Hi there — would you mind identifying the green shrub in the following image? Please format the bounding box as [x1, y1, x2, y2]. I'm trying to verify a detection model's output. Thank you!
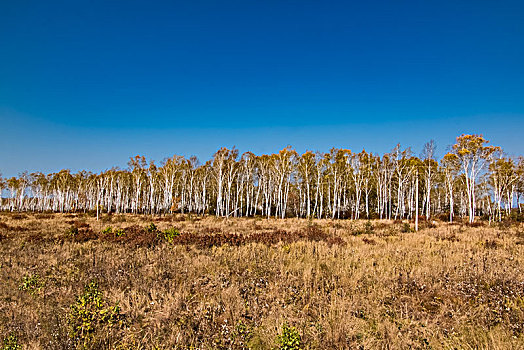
[19, 273, 43, 295]
[101, 226, 125, 237]
[159, 227, 181, 243]
[1, 333, 21, 350]
[277, 322, 301, 350]
[232, 320, 253, 347]
[68, 281, 124, 347]
[146, 223, 158, 233]
[114, 228, 125, 237]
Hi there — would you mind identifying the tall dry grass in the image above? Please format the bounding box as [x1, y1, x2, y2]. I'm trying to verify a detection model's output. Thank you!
[0, 212, 523, 349]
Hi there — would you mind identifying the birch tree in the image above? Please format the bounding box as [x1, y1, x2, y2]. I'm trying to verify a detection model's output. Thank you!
[421, 140, 437, 219]
[449, 134, 499, 223]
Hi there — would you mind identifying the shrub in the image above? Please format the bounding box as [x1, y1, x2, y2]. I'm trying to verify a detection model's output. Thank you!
[509, 210, 523, 222]
[19, 273, 43, 295]
[277, 322, 301, 350]
[401, 223, 412, 233]
[146, 223, 158, 233]
[66, 224, 97, 242]
[1, 333, 21, 350]
[101, 226, 125, 238]
[114, 228, 125, 237]
[159, 227, 181, 243]
[232, 320, 253, 347]
[67, 281, 124, 348]
[364, 221, 374, 234]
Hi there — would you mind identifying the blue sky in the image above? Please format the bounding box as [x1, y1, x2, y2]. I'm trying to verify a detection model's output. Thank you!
[1, 0, 523, 176]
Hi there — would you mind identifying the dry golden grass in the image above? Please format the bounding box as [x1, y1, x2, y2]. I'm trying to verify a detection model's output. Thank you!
[1, 212, 523, 349]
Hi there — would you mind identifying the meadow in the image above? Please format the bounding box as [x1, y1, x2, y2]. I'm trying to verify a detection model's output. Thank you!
[1, 212, 523, 349]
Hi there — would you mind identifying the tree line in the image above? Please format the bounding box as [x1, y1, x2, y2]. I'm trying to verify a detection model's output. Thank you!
[1, 134, 523, 223]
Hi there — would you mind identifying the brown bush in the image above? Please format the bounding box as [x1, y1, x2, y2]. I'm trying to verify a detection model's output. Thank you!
[11, 213, 28, 220]
[71, 228, 98, 242]
[35, 213, 53, 219]
[73, 221, 90, 229]
[1, 223, 29, 232]
[154, 216, 173, 222]
[171, 225, 345, 249]
[172, 215, 187, 222]
[484, 239, 500, 249]
[437, 232, 460, 242]
[362, 237, 377, 245]
[468, 221, 486, 228]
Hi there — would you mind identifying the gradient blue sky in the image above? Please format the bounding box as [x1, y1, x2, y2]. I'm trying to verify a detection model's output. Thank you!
[1, 0, 523, 177]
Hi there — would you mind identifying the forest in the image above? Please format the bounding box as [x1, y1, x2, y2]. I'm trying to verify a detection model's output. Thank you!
[1, 134, 523, 222]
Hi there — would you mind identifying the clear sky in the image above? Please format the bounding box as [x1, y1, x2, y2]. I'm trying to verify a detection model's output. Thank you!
[1, 0, 523, 177]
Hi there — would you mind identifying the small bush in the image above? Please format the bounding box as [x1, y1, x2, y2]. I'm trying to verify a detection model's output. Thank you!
[232, 320, 253, 347]
[509, 210, 523, 222]
[101, 226, 125, 238]
[364, 221, 374, 234]
[19, 273, 43, 295]
[484, 239, 500, 249]
[114, 228, 125, 237]
[66, 224, 97, 242]
[401, 223, 412, 233]
[68, 281, 124, 347]
[159, 227, 181, 243]
[1, 333, 21, 350]
[277, 323, 301, 350]
[146, 223, 158, 233]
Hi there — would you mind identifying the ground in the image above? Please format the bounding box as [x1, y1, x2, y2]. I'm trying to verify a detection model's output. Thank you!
[1, 212, 523, 349]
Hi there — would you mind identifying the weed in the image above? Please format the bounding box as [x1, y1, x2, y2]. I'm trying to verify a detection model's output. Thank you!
[19, 273, 43, 295]
[115, 228, 125, 237]
[147, 223, 158, 233]
[277, 322, 301, 350]
[67, 281, 124, 348]
[158, 227, 181, 243]
[1, 333, 21, 350]
[227, 320, 253, 348]
[101, 226, 125, 237]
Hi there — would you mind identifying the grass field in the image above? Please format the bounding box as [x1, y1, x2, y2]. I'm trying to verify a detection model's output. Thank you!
[1, 212, 523, 349]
